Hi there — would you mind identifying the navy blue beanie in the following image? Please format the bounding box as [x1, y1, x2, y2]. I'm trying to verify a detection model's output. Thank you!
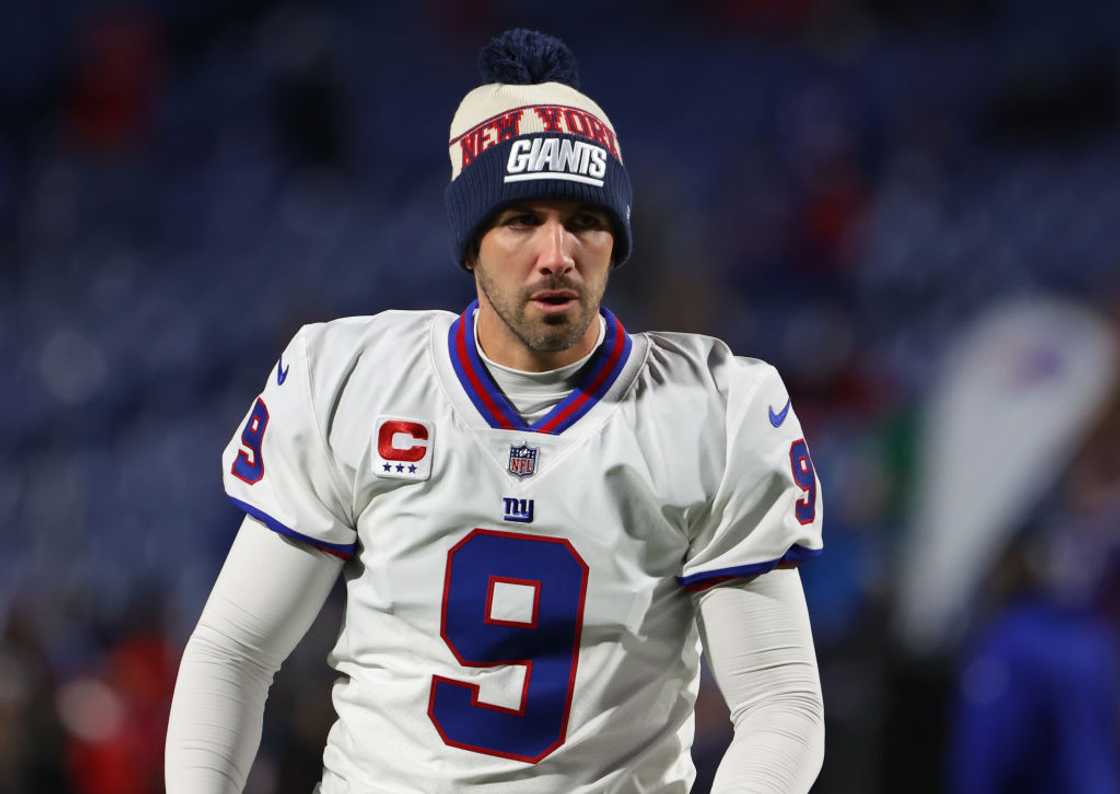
[446, 30, 633, 269]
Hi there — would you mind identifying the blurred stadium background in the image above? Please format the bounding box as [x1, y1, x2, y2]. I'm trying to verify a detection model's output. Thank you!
[2, 1, 1119, 792]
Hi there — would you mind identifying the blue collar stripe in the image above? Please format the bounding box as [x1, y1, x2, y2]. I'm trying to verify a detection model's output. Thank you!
[461, 305, 528, 429]
[534, 310, 630, 435]
[448, 306, 524, 430]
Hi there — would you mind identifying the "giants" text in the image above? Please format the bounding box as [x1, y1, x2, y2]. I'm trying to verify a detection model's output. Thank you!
[505, 138, 608, 187]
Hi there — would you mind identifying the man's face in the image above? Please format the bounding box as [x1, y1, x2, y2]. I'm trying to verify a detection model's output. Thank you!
[470, 199, 614, 356]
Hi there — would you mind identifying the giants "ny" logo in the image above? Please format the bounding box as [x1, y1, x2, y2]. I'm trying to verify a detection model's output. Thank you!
[502, 498, 534, 524]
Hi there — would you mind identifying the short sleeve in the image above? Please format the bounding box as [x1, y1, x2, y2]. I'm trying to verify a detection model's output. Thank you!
[221, 327, 356, 559]
[680, 360, 823, 591]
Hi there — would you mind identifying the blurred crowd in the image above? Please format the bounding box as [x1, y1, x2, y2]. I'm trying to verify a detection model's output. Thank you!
[1, 1, 1118, 792]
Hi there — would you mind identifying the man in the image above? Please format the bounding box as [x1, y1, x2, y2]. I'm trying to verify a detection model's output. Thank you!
[165, 29, 825, 793]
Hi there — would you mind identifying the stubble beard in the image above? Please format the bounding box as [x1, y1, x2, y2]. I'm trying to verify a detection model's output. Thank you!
[475, 267, 605, 354]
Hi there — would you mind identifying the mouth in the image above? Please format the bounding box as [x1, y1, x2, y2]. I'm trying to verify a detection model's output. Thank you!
[529, 290, 579, 314]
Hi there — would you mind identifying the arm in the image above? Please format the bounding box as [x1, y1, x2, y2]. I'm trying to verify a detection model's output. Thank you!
[696, 568, 825, 794]
[164, 515, 344, 794]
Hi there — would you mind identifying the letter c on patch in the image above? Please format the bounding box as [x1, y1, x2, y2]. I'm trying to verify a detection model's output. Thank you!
[378, 420, 429, 462]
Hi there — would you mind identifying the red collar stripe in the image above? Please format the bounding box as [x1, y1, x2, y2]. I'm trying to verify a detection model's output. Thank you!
[451, 309, 520, 430]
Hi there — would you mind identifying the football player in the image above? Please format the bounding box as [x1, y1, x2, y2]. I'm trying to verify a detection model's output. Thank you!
[166, 29, 825, 793]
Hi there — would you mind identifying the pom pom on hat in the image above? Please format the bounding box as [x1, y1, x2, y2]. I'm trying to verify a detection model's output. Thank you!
[478, 29, 580, 88]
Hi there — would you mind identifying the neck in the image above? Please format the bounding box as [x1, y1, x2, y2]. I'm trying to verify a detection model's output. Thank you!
[475, 299, 601, 372]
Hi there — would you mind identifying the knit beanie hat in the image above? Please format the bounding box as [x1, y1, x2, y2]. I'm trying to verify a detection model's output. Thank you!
[445, 29, 633, 269]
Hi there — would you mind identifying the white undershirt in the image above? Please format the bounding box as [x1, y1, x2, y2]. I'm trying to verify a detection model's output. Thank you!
[474, 313, 606, 421]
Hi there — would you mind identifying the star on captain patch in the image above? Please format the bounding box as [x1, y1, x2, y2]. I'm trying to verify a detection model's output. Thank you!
[507, 443, 538, 478]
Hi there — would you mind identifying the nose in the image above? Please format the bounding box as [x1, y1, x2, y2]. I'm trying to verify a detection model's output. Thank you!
[535, 217, 575, 275]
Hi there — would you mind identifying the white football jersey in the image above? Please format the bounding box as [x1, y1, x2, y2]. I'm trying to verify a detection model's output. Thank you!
[222, 303, 823, 794]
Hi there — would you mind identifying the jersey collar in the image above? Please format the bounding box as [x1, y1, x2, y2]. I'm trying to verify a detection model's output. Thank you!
[447, 300, 633, 435]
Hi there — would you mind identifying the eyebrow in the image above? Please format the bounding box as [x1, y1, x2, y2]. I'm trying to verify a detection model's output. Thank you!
[502, 203, 604, 214]
[494, 204, 608, 223]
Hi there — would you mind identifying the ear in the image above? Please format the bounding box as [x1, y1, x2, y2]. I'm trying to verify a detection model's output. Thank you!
[463, 239, 483, 272]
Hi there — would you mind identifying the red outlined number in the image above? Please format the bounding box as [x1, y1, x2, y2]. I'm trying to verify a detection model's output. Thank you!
[789, 438, 817, 525]
[231, 397, 269, 484]
[428, 528, 589, 763]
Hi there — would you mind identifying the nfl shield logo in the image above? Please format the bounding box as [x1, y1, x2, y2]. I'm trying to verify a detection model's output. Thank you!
[507, 444, 538, 478]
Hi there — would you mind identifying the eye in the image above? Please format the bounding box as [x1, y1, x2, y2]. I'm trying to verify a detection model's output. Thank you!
[502, 212, 539, 228]
[570, 212, 609, 232]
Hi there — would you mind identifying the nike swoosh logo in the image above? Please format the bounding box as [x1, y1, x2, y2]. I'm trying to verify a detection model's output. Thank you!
[769, 398, 791, 428]
[277, 354, 290, 385]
